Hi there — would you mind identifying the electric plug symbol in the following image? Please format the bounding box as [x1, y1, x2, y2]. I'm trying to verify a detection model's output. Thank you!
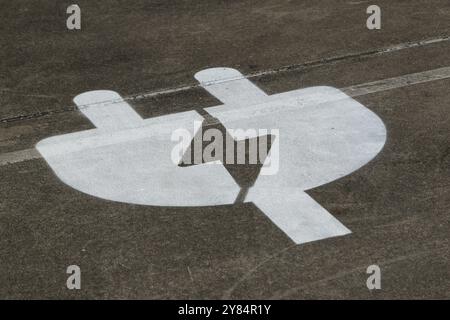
[36, 67, 387, 245]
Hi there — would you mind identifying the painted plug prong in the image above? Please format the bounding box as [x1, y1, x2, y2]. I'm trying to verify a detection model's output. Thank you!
[73, 90, 143, 130]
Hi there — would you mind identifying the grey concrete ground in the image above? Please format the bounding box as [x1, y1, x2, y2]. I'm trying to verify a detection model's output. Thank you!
[0, 0, 449, 299]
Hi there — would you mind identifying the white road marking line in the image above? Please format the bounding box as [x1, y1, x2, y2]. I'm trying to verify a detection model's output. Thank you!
[1, 65, 450, 167]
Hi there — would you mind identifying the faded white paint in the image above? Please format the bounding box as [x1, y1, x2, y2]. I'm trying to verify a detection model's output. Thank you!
[36, 67, 387, 244]
[66, 4, 81, 30]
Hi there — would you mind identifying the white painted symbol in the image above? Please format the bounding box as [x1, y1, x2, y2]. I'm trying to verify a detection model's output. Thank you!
[36, 67, 386, 245]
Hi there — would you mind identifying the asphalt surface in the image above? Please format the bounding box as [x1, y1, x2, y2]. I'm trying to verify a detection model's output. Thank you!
[1, 0, 450, 299]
